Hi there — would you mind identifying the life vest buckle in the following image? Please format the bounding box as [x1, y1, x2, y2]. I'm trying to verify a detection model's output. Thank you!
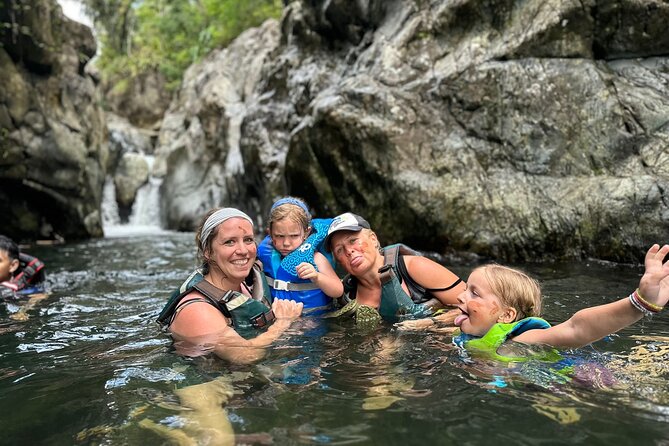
[250, 310, 276, 328]
[272, 279, 290, 291]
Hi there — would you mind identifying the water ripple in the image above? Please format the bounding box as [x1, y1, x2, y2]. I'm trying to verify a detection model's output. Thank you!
[104, 366, 187, 389]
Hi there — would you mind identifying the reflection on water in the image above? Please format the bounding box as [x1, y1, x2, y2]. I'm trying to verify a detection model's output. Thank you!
[0, 233, 668, 445]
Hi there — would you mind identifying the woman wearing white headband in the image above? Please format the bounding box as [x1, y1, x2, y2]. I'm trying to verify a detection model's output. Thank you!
[157, 207, 303, 363]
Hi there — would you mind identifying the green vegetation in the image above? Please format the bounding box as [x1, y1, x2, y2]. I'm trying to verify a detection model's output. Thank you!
[83, 0, 283, 91]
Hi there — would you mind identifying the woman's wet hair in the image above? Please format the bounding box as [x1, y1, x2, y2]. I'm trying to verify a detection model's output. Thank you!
[268, 196, 311, 233]
[195, 208, 220, 264]
[479, 264, 542, 320]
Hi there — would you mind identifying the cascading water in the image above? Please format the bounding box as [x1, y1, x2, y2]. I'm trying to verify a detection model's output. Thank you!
[102, 155, 166, 237]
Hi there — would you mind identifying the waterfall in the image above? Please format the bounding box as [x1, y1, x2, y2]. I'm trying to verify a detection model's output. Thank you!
[101, 177, 121, 227]
[102, 155, 166, 237]
[129, 176, 162, 227]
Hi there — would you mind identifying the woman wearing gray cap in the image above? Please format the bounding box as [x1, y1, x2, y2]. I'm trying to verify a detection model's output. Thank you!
[157, 207, 303, 363]
[323, 212, 465, 325]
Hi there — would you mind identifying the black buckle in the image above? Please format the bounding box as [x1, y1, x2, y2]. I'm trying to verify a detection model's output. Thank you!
[250, 310, 276, 328]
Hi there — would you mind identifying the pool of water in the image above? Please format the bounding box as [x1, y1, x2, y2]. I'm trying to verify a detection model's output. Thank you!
[1, 232, 668, 445]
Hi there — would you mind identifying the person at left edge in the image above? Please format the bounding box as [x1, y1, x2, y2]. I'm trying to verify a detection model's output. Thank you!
[0, 234, 46, 301]
[157, 208, 303, 363]
[257, 197, 343, 314]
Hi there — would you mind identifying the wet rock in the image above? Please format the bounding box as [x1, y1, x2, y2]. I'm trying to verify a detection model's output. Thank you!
[157, 0, 669, 262]
[114, 153, 150, 219]
[0, 0, 106, 241]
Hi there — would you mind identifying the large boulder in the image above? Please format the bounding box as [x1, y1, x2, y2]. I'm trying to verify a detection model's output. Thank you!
[157, 0, 669, 262]
[103, 69, 171, 130]
[0, 0, 107, 241]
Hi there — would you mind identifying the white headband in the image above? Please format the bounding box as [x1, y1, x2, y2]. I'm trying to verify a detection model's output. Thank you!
[201, 208, 254, 251]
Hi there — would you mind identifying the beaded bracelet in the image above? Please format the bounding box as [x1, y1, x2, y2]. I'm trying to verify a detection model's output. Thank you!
[629, 293, 654, 317]
[628, 289, 663, 317]
[634, 288, 664, 313]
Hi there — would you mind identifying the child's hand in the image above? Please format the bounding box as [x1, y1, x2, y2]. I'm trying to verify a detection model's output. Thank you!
[638, 244, 669, 307]
[296, 262, 319, 282]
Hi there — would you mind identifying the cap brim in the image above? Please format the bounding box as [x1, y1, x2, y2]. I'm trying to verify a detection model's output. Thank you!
[324, 226, 364, 252]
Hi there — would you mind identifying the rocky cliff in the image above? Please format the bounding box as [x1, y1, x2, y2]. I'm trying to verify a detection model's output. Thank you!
[0, 0, 107, 241]
[3, 0, 667, 262]
[155, 0, 669, 262]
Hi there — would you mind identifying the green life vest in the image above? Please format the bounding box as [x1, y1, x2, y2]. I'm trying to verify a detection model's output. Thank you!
[453, 317, 563, 363]
[323, 244, 442, 324]
[157, 262, 275, 335]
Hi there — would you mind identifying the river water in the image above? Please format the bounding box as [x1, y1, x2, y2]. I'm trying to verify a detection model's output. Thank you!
[1, 232, 668, 445]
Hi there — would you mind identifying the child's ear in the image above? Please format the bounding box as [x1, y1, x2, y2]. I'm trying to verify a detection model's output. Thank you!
[9, 258, 19, 274]
[498, 306, 517, 324]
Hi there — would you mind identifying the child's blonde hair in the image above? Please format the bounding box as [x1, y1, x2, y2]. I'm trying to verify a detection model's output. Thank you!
[268, 196, 311, 233]
[479, 264, 542, 321]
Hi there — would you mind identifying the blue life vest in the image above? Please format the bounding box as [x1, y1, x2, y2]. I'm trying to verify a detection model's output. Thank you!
[257, 218, 335, 313]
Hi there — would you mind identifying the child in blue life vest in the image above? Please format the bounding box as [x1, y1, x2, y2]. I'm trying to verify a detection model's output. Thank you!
[398, 244, 669, 360]
[0, 234, 48, 320]
[257, 197, 343, 313]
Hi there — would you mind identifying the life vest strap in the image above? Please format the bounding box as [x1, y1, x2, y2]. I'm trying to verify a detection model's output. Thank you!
[192, 280, 276, 329]
[378, 264, 395, 285]
[265, 275, 320, 292]
[192, 281, 234, 319]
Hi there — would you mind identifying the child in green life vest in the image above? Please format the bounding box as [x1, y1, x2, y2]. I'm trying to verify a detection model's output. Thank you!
[398, 244, 669, 357]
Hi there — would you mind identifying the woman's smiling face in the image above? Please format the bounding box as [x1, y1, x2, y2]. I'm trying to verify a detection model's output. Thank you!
[206, 217, 257, 283]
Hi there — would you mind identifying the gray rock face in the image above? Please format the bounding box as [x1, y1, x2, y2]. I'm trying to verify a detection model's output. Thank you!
[0, 0, 107, 241]
[114, 153, 149, 214]
[154, 20, 283, 230]
[158, 0, 669, 262]
[104, 69, 171, 130]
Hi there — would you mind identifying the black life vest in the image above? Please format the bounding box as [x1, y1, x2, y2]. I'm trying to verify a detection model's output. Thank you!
[157, 262, 275, 333]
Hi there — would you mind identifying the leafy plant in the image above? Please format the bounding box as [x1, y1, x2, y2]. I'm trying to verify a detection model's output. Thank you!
[82, 0, 283, 91]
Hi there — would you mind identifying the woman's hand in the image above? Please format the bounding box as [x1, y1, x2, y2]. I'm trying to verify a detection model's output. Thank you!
[395, 318, 436, 331]
[272, 298, 303, 321]
[395, 309, 460, 331]
[431, 308, 461, 325]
